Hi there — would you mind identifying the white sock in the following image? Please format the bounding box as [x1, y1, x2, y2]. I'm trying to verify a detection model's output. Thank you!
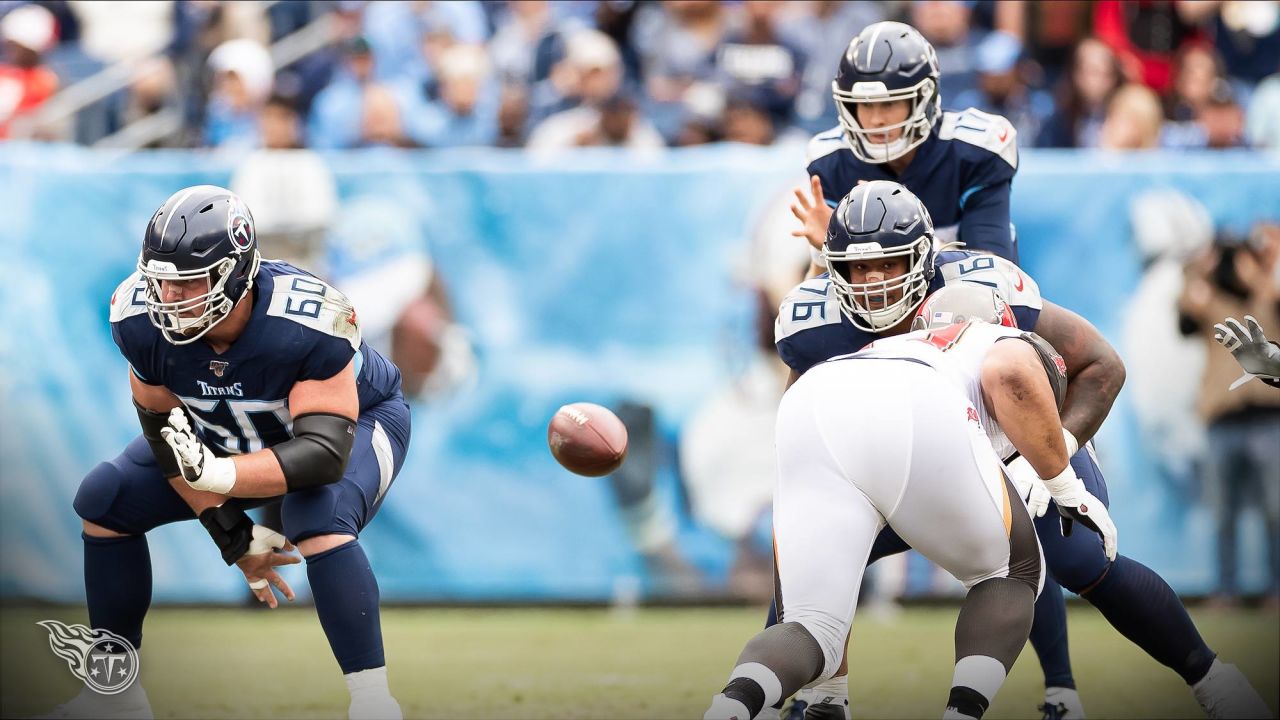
[729, 662, 784, 710]
[951, 655, 1007, 705]
[345, 666, 391, 699]
[704, 693, 751, 720]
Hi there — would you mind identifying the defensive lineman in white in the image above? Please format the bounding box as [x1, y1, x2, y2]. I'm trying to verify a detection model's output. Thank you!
[704, 285, 1117, 720]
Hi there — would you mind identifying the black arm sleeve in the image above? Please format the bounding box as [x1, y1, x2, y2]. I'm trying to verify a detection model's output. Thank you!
[198, 504, 254, 565]
[997, 332, 1069, 411]
[134, 400, 183, 478]
[270, 413, 357, 492]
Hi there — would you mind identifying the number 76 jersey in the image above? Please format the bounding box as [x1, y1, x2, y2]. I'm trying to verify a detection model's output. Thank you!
[774, 250, 1044, 376]
[109, 259, 403, 456]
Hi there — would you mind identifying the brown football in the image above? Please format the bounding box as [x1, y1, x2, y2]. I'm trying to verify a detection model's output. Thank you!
[547, 403, 628, 477]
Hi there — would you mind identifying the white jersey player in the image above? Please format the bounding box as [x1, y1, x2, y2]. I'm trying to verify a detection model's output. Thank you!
[705, 284, 1116, 720]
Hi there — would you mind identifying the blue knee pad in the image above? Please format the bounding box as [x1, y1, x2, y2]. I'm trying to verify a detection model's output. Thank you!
[1038, 446, 1112, 592]
[74, 460, 126, 526]
[75, 436, 194, 535]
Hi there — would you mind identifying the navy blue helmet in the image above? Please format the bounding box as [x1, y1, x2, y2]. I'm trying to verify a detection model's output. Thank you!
[833, 21, 941, 163]
[824, 180, 935, 331]
[138, 185, 261, 344]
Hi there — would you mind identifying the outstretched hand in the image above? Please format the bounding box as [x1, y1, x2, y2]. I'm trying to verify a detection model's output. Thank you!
[790, 175, 833, 252]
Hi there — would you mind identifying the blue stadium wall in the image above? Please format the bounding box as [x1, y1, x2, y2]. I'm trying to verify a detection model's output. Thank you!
[1, 144, 1277, 603]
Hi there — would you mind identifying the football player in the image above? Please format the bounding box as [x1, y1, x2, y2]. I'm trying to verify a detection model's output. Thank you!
[785, 26, 1047, 713]
[771, 182, 1271, 720]
[706, 283, 1116, 720]
[49, 186, 409, 720]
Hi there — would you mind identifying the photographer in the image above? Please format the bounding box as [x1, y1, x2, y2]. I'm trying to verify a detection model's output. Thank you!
[1178, 223, 1280, 607]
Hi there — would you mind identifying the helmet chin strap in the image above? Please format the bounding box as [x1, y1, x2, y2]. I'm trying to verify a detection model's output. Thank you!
[860, 134, 913, 164]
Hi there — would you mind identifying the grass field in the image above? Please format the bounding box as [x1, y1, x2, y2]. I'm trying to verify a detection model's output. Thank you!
[2, 604, 1276, 719]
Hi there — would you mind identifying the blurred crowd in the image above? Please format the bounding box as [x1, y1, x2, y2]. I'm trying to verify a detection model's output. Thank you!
[2, 0, 1279, 151]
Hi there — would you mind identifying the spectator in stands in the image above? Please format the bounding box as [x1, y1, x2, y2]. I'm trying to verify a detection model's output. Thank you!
[359, 83, 415, 148]
[1021, 0, 1093, 90]
[1178, 0, 1280, 96]
[399, 42, 500, 148]
[1038, 37, 1123, 148]
[362, 0, 487, 84]
[714, 1, 806, 135]
[953, 31, 1055, 146]
[0, 3, 58, 139]
[911, 0, 982, 101]
[720, 89, 777, 146]
[527, 29, 662, 154]
[1093, 0, 1206, 95]
[1178, 225, 1280, 608]
[1246, 73, 1280, 148]
[309, 36, 377, 149]
[203, 38, 273, 149]
[527, 85, 663, 155]
[1198, 78, 1247, 148]
[636, 0, 730, 142]
[779, 0, 884, 135]
[1100, 82, 1165, 150]
[1169, 44, 1225, 121]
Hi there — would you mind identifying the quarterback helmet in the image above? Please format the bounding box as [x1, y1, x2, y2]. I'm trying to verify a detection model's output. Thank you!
[138, 185, 262, 345]
[825, 180, 935, 332]
[911, 283, 1017, 332]
[833, 21, 941, 163]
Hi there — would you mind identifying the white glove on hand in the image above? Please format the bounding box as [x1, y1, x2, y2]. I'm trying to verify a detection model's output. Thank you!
[1214, 315, 1280, 389]
[1004, 429, 1078, 519]
[1042, 465, 1118, 561]
[243, 525, 289, 590]
[159, 408, 236, 494]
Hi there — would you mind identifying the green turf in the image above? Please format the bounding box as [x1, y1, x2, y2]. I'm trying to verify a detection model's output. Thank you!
[2, 604, 1276, 719]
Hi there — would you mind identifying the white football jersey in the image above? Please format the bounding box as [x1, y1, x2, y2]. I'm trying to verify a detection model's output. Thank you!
[849, 321, 1025, 460]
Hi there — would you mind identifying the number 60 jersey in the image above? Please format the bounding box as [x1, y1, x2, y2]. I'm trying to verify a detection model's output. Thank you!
[109, 259, 403, 456]
[775, 250, 1043, 377]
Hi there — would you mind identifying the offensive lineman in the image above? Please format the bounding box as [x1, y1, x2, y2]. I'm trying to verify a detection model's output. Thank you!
[49, 186, 409, 720]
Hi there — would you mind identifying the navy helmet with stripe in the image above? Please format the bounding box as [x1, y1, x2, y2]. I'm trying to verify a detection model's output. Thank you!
[138, 185, 261, 345]
[824, 180, 936, 332]
[833, 21, 941, 163]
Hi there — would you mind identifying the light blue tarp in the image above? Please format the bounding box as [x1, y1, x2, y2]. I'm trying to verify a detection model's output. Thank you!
[1, 144, 1276, 602]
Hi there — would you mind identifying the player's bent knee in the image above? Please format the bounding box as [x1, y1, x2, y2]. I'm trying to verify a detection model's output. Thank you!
[780, 614, 847, 682]
[298, 533, 356, 558]
[73, 461, 125, 525]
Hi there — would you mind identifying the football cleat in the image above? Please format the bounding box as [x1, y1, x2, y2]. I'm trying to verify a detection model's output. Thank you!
[781, 691, 851, 720]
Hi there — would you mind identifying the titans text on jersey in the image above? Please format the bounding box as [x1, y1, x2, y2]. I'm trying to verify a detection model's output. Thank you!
[109, 259, 402, 456]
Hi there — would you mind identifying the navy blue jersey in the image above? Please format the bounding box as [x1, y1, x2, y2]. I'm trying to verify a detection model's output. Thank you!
[110, 260, 402, 455]
[807, 108, 1019, 261]
[775, 251, 1042, 376]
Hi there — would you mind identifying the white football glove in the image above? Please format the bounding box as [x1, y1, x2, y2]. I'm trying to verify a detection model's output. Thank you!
[1004, 429, 1078, 519]
[160, 408, 237, 494]
[243, 525, 289, 590]
[1042, 465, 1118, 561]
[1214, 315, 1280, 389]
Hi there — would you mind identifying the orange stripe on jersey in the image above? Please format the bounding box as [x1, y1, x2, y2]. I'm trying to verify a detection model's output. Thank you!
[1000, 468, 1013, 537]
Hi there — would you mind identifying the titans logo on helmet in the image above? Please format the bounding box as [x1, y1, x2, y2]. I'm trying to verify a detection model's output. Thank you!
[227, 201, 254, 252]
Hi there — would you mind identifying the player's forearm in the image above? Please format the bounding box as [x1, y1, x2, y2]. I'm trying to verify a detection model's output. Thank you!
[168, 476, 229, 514]
[226, 450, 289, 498]
[1058, 358, 1123, 445]
[983, 351, 1070, 479]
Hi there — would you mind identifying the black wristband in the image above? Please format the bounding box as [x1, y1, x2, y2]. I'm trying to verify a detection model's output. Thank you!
[198, 504, 253, 565]
[134, 400, 183, 478]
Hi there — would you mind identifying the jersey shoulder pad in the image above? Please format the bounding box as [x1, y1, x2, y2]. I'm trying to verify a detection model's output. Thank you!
[805, 126, 846, 164]
[109, 271, 149, 324]
[265, 274, 362, 350]
[775, 276, 840, 342]
[938, 109, 1017, 170]
[937, 253, 1042, 311]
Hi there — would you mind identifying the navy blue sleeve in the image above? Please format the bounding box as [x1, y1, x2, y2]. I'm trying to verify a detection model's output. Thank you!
[958, 180, 1016, 262]
[298, 332, 358, 383]
[111, 319, 162, 385]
